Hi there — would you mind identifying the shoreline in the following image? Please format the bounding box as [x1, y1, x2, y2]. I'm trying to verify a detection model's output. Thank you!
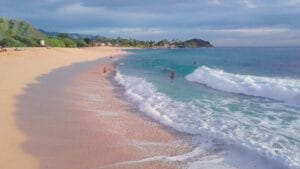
[0, 47, 192, 169]
[16, 56, 192, 169]
[0, 47, 125, 169]
[1, 47, 289, 169]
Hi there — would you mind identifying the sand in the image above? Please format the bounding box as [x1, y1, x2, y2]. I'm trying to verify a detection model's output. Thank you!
[0, 47, 191, 169]
[0, 47, 124, 169]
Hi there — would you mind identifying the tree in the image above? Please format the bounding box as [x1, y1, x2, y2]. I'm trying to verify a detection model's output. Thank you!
[75, 40, 88, 47]
[45, 37, 65, 47]
[58, 33, 69, 38]
[0, 37, 24, 47]
[61, 38, 77, 47]
[5, 30, 16, 38]
[13, 36, 39, 47]
[83, 38, 91, 46]
[0, 18, 5, 24]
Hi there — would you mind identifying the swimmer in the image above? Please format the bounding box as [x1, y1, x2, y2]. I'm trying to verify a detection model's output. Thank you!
[170, 71, 175, 81]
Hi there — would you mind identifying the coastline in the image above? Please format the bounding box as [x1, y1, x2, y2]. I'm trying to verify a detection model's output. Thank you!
[1, 47, 292, 169]
[0, 47, 191, 169]
[0, 47, 124, 169]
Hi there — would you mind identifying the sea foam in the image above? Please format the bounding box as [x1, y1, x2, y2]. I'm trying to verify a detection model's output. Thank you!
[114, 71, 298, 169]
[186, 66, 300, 104]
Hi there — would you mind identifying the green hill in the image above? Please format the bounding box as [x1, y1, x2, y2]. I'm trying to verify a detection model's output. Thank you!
[0, 18, 47, 47]
[0, 18, 46, 40]
[183, 39, 213, 48]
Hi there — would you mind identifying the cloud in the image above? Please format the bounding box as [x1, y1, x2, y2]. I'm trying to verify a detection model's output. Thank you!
[240, 0, 257, 8]
[208, 0, 221, 5]
[203, 27, 290, 35]
[74, 27, 164, 36]
[0, 0, 300, 46]
[285, 0, 300, 6]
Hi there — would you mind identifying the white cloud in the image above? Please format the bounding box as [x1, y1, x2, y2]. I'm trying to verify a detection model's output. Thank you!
[108, 28, 164, 35]
[56, 3, 158, 20]
[196, 27, 300, 46]
[208, 0, 221, 5]
[239, 0, 257, 8]
[2, 0, 300, 46]
[57, 3, 106, 16]
[72, 27, 164, 36]
[203, 27, 290, 35]
[286, 0, 300, 6]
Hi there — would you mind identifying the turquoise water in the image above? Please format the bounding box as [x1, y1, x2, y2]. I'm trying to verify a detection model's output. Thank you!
[115, 47, 300, 169]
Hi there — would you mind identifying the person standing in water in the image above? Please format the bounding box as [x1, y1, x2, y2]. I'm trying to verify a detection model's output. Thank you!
[170, 71, 175, 81]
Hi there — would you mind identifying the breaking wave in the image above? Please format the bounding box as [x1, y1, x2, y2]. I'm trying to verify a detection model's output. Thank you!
[186, 66, 300, 104]
[114, 71, 297, 169]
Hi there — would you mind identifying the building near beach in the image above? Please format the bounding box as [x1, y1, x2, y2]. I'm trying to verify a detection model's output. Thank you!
[40, 40, 45, 46]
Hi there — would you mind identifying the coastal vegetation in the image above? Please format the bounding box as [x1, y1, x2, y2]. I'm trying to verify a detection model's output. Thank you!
[0, 18, 46, 47]
[0, 17, 213, 48]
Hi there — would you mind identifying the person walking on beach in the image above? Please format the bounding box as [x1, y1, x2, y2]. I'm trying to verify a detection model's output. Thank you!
[103, 65, 107, 73]
[170, 71, 175, 81]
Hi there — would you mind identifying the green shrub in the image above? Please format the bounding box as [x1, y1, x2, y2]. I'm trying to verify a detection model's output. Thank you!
[0, 37, 25, 47]
[58, 33, 69, 38]
[4, 30, 16, 38]
[45, 37, 65, 47]
[14, 36, 39, 47]
[75, 39, 88, 47]
[61, 38, 77, 47]
[44, 37, 79, 48]
[83, 38, 91, 45]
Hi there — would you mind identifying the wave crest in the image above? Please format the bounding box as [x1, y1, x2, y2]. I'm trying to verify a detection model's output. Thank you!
[186, 66, 300, 104]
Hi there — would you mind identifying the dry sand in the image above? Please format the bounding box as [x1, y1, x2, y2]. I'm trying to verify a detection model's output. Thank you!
[0, 47, 124, 169]
[0, 47, 191, 169]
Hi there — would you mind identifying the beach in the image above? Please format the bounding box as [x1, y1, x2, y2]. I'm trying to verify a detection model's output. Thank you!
[1, 47, 298, 169]
[0, 47, 190, 169]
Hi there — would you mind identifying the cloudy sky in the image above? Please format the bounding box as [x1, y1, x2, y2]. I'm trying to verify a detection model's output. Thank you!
[1, 0, 300, 46]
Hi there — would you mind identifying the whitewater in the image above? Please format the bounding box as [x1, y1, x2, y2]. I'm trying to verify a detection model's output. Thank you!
[186, 66, 300, 104]
[115, 47, 300, 169]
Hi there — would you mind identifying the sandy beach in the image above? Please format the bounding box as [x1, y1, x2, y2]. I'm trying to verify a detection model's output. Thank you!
[0, 47, 190, 169]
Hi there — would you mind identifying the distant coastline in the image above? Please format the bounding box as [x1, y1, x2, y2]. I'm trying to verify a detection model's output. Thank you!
[0, 17, 213, 48]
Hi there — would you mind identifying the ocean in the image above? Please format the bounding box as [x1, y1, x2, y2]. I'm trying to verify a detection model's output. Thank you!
[114, 47, 300, 169]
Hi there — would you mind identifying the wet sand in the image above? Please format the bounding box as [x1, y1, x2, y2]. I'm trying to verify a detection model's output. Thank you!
[0, 47, 125, 169]
[0, 47, 191, 169]
[16, 58, 191, 169]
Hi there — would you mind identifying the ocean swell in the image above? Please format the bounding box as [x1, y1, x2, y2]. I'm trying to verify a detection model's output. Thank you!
[186, 66, 300, 104]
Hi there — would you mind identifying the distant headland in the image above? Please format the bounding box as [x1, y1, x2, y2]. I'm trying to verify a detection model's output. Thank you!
[0, 17, 213, 48]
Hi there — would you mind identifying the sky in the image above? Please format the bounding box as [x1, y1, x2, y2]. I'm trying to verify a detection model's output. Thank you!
[1, 0, 300, 46]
